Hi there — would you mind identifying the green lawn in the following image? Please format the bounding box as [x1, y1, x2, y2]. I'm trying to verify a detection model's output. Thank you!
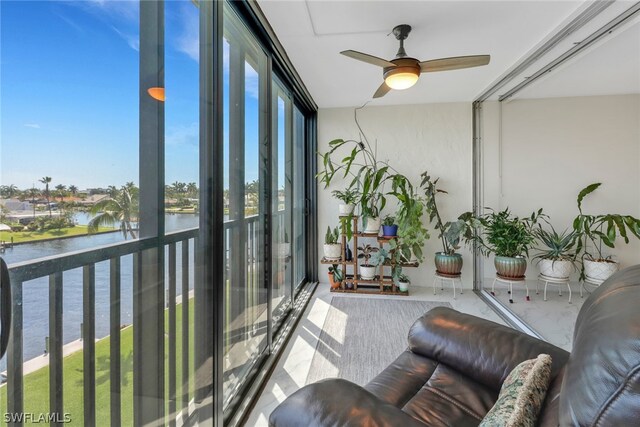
[0, 226, 115, 244]
[0, 299, 195, 426]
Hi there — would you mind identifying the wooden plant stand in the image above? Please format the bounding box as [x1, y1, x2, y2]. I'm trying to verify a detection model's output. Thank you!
[320, 215, 418, 296]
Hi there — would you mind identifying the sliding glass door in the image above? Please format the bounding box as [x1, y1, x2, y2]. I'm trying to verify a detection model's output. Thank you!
[270, 81, 293, 331]
[221, 6, 270, 411]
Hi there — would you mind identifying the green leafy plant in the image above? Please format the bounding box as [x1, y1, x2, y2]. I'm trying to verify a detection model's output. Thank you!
[533, 225, 577, 263]
[328, 265, 343, 282]
[389, 176, 429, 262]
[331, 188, 360, 205]
[479, 208, 544, 258]
[317, 108, 404, 225]
[324, 226, 340, 245]
[387, 238, 411, 281]
[572, 183, 640, 262]
[357, 244, 379, 266]
[421, 172, 480, 255]
[370, 247, 390, 267]
[396, 273, 410, 283]
[382, 215, 396, 226]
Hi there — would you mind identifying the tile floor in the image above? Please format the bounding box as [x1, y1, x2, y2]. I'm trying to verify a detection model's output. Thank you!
[488, 277, 587, 350]
[243, 283, 505, 426]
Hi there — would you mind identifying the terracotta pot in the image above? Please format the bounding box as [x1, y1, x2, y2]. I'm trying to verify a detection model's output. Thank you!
[539, 259, 573, 279]
[494, 256, 527, 278]
[328, 272, 341, 289]
[434, 252, 463, 275]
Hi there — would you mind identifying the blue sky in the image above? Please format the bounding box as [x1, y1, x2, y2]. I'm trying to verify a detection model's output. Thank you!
[1, 0, 260, 191]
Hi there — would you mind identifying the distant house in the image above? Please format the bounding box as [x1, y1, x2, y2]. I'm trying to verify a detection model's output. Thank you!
[79, 194, 110, 206]
[0, 198, 32, 211]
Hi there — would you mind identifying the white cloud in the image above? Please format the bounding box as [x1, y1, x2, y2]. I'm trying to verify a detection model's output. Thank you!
[166, 122, 198, 147]
[24, 123, 41, 129]
[175, 4, 199, 62]
[110, 25, 139, 51]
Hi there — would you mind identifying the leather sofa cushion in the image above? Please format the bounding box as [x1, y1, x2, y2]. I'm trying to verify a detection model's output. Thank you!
[408, 307, 569, 390]
[366, 350, 498, 427]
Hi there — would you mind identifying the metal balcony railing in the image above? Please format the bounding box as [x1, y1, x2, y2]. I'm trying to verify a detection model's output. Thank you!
[3, 213, 265, 426]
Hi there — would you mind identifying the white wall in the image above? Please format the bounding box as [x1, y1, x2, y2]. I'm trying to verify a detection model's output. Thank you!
[482, 95, 640, 279]
[317, 103, 473, 288]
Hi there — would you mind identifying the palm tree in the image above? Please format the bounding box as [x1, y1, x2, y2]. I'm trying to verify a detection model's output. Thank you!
[0, 184, 19, 199]
[26, 187, 39, 218]
[88, 186, 138, 240]
[39, 176, 52, 216]
[55, 184, 67, 202]
[68, 185, 78, 196]
[107, 185, 118, 198]
[186, 182, 198, 198]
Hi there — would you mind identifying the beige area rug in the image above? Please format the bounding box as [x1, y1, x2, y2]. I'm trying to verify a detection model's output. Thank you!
[305, 297, 452, 386]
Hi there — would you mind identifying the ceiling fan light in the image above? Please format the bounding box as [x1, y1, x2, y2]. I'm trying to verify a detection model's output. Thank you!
[384, 67, 420, 90]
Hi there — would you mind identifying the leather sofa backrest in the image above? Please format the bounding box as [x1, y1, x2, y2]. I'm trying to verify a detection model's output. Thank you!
[559, 265, 640, 426]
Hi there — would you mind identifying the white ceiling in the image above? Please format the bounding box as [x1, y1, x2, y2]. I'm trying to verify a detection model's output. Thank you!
[514, 20, 640, 99]
[258, 0, 584, 108]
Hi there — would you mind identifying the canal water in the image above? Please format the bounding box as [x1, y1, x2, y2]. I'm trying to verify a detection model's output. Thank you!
[0, 213, 199, 369]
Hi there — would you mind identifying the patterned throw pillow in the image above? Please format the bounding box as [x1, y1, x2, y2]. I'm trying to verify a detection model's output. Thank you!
[479, 354, 553, 427]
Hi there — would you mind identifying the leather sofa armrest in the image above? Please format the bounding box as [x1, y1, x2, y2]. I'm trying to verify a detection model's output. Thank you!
[408, 307, 569, 390]
[269, 378, 426, 427]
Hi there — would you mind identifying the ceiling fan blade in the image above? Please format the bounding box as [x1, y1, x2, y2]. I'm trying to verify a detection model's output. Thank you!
[420, 55, 490, 73]
[373, 82, 391, 98]
[341, 50, 396, 68]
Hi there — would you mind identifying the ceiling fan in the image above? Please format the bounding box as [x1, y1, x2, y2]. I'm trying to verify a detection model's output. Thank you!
[341, 24, 490, 98]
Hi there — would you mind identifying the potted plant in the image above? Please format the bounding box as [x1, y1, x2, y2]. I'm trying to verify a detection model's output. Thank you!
[323, 226, 341, 261]
[421, 172, 480, 275]
[317, 125, 394, 235]
[480, 208, 543, 278]
[328, 265, 343, 289]
[396, 273, 410, 292]
[572, 183, 640, 282]
[357, 244, 379, 280]
[332, 188, 360, 216]
[533, 225, 576, 279]
[382, 215, 398, 237]
[390, 176, 429, 262]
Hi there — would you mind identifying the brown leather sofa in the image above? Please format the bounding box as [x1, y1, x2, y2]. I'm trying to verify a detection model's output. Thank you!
[269, 265, 640, 426]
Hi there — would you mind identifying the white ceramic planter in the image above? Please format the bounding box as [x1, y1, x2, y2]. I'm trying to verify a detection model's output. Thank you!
[338, 204, 355, 216]
[359, 265, 377, 280]
[362, 216, 381, 234]
[539, 259, 573, 279]
[323, 243, 342, 260]
[398, 280, 410, 292]
[584, 259, 618, 282]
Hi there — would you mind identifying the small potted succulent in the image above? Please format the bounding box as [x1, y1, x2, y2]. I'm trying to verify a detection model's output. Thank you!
[572, 183, 640, 282]
[323, 226, 342, 261]
[328, 265, 343, 289]
[332, 188, 360, 216]
[381, 215, 398, 237]
[357, 244, 379, 280]
[533, 225, 576, 279]
[396, 273, 410, 292]
[479, 208, 544, 278]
